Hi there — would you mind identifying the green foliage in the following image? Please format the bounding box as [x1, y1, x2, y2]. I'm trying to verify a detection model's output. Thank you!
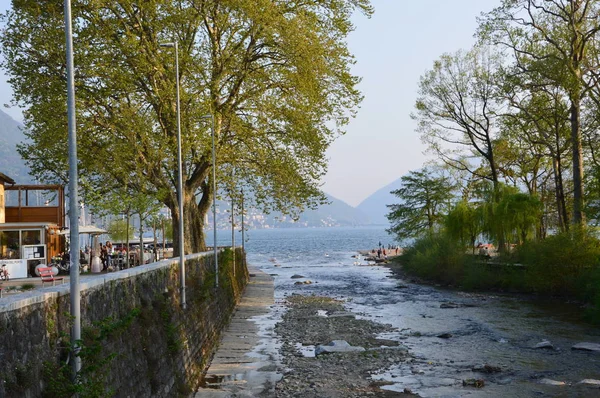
[387, 167, 455, 241]
[515, 227, 600, 295]
[478, 0, 600, 225]
[584, 165, 600, 226]
[495, 191, 542, 245]
[20, 283, 36, 290]
[42, 309, 141, 398]
[400, 234, 467, 284]
[107, 219, 133, 243]
[150, 295, 181, 355]
[400, 227, 600, 322]
[2, 0, 372, 252]
[444, 200, 483, 250]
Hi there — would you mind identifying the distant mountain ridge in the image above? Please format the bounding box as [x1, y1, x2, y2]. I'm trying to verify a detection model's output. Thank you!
[356, 177, 403, 225]
[0, 109, 34, 184]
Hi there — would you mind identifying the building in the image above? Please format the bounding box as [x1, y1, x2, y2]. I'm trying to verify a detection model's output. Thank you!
[0, 173, 65, 278]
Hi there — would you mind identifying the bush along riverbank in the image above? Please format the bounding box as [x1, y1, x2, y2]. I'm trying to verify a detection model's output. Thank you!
[393, 228, 600, 324]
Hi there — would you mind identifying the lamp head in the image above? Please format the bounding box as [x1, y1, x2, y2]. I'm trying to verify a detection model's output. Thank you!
[159, 42, 175, 48]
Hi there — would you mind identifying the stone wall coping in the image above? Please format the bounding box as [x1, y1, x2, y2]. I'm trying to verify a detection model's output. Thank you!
[0, 251, 212, 313]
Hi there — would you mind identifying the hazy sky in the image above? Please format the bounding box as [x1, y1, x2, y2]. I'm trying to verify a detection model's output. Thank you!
[0, 0, 500, 206]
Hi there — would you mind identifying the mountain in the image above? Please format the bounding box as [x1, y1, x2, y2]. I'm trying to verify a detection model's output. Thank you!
[217, 192, 371, 229]
[356, 177, 403, 225]
[0, 110, 34, 184]
[294, 193, 371, 226]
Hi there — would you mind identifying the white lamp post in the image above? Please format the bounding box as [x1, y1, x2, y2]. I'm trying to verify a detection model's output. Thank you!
[63, 0, 82, 377]
[160, 41, 186, 308]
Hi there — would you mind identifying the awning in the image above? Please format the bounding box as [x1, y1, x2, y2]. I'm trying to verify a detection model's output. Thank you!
[58, 225, 107, 235]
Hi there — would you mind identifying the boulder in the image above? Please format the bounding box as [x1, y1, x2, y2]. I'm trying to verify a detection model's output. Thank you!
[577, 379, 600, 386]
[291, 274, 305, 279]
[538, 378, 566, 386]
[534, 340, 554, 349]
[315, 340, 365, 356]
[572, 342, 600, 352]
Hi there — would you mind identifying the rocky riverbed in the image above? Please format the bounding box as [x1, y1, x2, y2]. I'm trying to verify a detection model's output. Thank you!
[271, 294, 414, 397]
[247, 256, 600, 398]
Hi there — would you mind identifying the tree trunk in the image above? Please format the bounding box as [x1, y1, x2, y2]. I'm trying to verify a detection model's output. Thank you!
[571, 97, 585, 225]
[126, 211, 130, 268]
[553, 157, 569, 232]
[170, 188, 210, 256]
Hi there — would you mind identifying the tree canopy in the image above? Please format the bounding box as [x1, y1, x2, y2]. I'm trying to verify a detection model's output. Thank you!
[0, 0, 372, 253]
[386, 168, 455, 241]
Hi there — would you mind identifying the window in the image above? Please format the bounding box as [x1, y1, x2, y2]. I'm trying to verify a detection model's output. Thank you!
[22, 230, 41, 245]
[0, 230, 20, 259]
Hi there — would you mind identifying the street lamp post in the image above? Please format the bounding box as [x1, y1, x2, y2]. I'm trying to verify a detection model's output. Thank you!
[63, 0, 82, 377]
[202, 114, 218, 287]
[160, 41, 186, 309]
[231, 187, 235, 277]
[241, 188, 245, 255]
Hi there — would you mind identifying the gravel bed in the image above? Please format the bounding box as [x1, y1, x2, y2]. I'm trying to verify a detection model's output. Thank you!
[270, 294, 416, 397]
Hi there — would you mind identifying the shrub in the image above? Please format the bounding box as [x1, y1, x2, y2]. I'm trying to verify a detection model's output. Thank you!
[515, 227, 600, 295]
[401, 234, 468, 285]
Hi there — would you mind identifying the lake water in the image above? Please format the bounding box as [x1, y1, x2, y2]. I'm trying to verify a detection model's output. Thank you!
[207, 225, 396, 267]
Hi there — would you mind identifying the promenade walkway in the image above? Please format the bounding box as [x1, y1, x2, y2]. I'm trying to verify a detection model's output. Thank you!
[195, 265, 279, 397]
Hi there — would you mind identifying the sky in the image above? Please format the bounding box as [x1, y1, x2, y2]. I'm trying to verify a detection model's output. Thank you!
[0, 0, 501, 207]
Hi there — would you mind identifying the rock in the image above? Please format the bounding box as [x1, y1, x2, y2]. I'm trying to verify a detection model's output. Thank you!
[538, 378, 566, 386]
[293, 280, 313, 285]
[291, 274, 305, 279]
[315, 340, 365, 356]
[577, 379, 600, 386]
[462, 378, 485, 388]
[437, 333, 453, 339]
[472, 364, 501, 373]
[534, 340, 554, 349]
[395, 284, 409, 289]
[572, 342, 600, 352]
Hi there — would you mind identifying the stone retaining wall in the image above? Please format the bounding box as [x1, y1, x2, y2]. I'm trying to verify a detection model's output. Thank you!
[0, 248, 248, 397]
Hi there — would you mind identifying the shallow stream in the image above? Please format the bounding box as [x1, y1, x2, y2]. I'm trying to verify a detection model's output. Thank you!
[233, 227, 600, 396]
[253, 252, 600, 397]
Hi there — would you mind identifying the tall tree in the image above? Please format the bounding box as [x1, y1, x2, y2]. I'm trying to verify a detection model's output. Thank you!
[413, 47, 503, 191]
[479, 0, 600, 225]
[1, 0, 372, 254]
[386, 168, 455, 241]
[499, 84, 572, 231]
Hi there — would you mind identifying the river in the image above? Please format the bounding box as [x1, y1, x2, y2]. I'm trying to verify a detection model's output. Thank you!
[213, 226, 600, 397]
